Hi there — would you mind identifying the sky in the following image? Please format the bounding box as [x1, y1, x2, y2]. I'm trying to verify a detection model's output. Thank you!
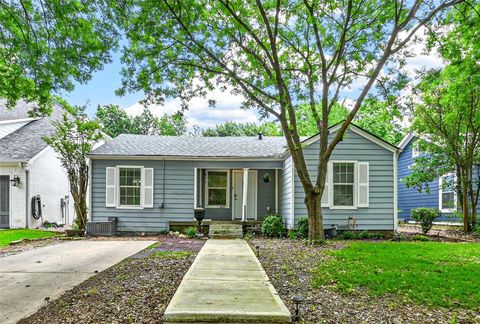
[63, 30, 443, 130]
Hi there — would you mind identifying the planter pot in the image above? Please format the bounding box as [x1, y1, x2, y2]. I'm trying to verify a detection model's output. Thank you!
[65, 229, 85, 237]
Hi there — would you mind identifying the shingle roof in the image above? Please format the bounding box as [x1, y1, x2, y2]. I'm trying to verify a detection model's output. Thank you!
[89, 134, 288, 158]
[0, 101, 64, 162]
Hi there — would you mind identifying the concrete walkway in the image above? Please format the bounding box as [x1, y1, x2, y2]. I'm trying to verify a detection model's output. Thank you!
[164, 239, 291, 323]
[0, 240, 155, 324]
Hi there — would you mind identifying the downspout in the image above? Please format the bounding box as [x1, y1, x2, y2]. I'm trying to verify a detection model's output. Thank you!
[24, 167, 30, 228]
[393, 150, 399, 232]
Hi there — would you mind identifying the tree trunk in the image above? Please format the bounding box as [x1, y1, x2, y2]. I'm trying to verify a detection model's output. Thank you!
[305, 190, 324, 240]
[460, 170, 470, 232]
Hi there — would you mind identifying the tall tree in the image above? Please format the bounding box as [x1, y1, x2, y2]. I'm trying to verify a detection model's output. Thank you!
[43, 102, 103, 230]
[404, 2, 480, 231]
[405, 62, 480, 232]
[109, 0, 463, 240]
[202, 121, 280, 136]
[95, 104, 187, 137]
[0, 1, 118, 114]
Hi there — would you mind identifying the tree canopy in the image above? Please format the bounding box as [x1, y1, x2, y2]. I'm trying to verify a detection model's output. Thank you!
[0, 1, 118, 114]
[202, 121, 280, 137]
[106, 0, 463, 239]
[95, 104, 187, 137]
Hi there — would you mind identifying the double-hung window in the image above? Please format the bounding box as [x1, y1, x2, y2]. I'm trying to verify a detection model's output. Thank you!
[119, 168, 142, 207]
[440, 173, 456, 212]
[332, 162, 355, 207]
[205, 170, 229, 207]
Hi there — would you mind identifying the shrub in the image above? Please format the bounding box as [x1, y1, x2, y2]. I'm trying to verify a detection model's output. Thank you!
[297, 217, 308, 239]
[288, 229, 296, 240]
[340, 231, 356, 240]
[412, 234, 431, 241]
[186, 226, 197, 239]
[244, 232, 254, 240]
[261, 213, 285, 237]
[472, 223, 480, 238]
[411, 208, 440, 234]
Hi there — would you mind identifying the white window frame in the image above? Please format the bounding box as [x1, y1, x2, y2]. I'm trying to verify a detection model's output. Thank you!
[330, 161, 358, 210]
[117, 165, 144, 209]
[439, 173, 457, 213]
[204, 170, 230, 208]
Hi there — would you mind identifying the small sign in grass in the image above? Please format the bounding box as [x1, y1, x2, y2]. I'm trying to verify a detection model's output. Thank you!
[0, 229, 60, 247]
[313, 242, 480, 310]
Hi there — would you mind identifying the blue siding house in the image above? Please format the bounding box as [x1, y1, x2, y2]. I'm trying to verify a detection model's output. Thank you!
[398, 134, 459, 222]
[88, 124, 399, 233]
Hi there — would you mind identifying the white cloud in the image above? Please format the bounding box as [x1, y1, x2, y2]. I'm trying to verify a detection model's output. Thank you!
[125, 86, 260, 129]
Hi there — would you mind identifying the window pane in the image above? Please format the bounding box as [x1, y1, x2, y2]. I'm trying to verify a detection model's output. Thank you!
[442, 175, 455, 191]
[120, 168, 141, 186]
[442, 192, 455, 209]
[333, 184, 354, 206]
[119, 187, 141, 206]
[333, 163, 354, 184]
[208, 188, 227, 206]
[208, 171, 227, 187]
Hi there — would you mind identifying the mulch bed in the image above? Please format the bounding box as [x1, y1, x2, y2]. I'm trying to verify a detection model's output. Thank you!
[18, 236, 204, 324]
[252, 238, 479, 324]
[398, 224, 480, 242]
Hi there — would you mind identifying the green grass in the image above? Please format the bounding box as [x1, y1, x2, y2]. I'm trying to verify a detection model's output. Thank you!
[0, 229, 60, 246]
[313, 242, 480, 310]
[149, 251, 192, 259]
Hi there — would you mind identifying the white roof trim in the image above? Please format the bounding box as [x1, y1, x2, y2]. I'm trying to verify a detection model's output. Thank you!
[398, 133, 414, 150]
[0, 117, 37, 125]
[300, 124, 399, 153]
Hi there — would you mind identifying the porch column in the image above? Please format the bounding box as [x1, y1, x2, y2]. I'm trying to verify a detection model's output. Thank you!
[242, 168, 249, 222]
[193, 167, 198, 208]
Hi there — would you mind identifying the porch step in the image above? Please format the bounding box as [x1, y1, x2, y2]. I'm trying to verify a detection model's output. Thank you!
[208, 223, 243, 239]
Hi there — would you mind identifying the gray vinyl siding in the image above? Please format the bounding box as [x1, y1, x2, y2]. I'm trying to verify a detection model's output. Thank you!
[280, 156, 293, 228]
[292, 130, 395, 231]
[91, 159, 282, 232]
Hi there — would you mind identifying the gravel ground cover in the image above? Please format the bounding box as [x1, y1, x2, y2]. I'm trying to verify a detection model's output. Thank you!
[253, 238, 480, 323]
[19, 236, 204, 324]
[399, 223, 479, 242]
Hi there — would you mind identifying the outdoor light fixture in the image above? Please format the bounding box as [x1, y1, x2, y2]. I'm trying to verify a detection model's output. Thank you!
[291, 295, 304, 323]
[10, 175, 20, 187]
[255, 245, 260, 257]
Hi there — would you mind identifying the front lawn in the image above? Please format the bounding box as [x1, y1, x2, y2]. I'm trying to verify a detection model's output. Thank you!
[0, 229, 60, 246]
[253, 238, 479, 323]
[314, 242, 480, 310]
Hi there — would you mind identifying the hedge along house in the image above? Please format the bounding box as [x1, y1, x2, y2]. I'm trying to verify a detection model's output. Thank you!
[88, 123, 399, 233]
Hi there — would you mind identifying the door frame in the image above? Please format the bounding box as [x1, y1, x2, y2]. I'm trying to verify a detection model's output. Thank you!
[0, 174, 11, 229]
[231, 169, 258, 220]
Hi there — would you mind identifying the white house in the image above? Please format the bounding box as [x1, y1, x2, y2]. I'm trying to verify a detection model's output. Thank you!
[0, 100, 75, 229]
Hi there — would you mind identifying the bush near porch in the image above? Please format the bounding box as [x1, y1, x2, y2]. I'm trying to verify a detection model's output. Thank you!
[0, 229, 60, 246]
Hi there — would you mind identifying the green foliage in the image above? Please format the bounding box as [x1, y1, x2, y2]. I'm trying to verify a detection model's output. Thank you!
[0, 1, 118, 114]
[296, 217, 309, 239]
[411, 234, 431, 242]
[43, 104, 103, 230]
[149, 251, 192, 259]
[202, 121, 280, 137]
[472, 223, 480, 238]
[411, 208, 440, 235]
[339, 231, 356, 240]
[261, 214, 285, 238]
[287, 230, 296, 240]
[95, 105, 187, 138]
[244, 232, 254, 241]
[186, 227, 197, 239]
[313, 242, 480, 309]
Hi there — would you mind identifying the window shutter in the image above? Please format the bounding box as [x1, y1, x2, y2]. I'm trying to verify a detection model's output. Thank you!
[105, 167, 116, 207]
[357, 162, 369, 207]
[142, 168, 154, 208]
[321, 163, 331, 207]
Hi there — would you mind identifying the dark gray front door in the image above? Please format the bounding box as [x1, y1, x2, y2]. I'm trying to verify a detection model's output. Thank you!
[0, 176, 9, 228]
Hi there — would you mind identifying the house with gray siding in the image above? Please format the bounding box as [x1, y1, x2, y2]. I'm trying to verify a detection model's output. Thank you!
[88, 123, 399, 233]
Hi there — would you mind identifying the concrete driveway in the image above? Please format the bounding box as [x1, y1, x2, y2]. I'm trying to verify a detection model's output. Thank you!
[0, 240, 155, 324]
